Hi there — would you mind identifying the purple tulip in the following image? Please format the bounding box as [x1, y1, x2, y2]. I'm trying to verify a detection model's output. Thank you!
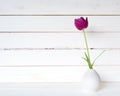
[74, 17, 88, 30]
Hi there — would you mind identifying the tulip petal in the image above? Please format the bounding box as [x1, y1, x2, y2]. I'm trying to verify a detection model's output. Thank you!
[74, 17, 88, 30]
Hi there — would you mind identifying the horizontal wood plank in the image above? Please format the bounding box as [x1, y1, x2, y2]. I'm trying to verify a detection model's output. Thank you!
[0, 83, 119, 96]
[0, 16, 120, 32]
[0, 66, 119, 82]
[0, 50, 119, 66]
[0, 0, 120, 15]
[0, 33, 120, 48]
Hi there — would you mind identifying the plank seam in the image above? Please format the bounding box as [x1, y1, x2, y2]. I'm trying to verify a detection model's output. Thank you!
[0, 65, 119, 67]
[0, 31, 120, 33]
[0, 14, 120, 16]
[0, 48, 120, 51]
[0, 81, 119, 83]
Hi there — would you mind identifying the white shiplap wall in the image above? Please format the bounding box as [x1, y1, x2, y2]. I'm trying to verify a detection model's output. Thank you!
[0, 0, 120, 82]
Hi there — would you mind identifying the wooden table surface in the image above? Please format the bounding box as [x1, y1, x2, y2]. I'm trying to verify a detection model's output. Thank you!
[0, 82, 119, 96]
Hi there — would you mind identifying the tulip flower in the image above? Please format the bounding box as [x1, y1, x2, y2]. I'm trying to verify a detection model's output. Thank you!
[75, 17, 88, 30]
[74, 17, 105, 69]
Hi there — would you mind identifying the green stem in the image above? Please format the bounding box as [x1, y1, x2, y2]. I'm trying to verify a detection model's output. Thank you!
[83, 30, 90, 58]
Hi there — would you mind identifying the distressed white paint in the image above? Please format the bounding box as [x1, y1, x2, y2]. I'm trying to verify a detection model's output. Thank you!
[0, 0, 119, 83]
[0, 0, 120, 15]
[0, 66, 119, 82]
[0, 50, 119, 66]
[0, 33, 120, 48]
[0, 16, 120, 31]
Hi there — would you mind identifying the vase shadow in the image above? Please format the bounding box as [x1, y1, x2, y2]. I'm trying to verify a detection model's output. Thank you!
[98, 82, 106, 91]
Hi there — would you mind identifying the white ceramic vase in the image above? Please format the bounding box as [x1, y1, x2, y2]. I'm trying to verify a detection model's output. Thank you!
[81, 69, 101, 93]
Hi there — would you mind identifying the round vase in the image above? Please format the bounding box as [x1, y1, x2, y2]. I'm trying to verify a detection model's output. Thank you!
[81, 69, 101, 93]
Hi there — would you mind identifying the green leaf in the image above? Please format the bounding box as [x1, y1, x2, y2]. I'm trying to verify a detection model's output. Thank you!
[82, 57, 87, 61]
[92, 50, 105, 66]
[84, 52, 93, 69]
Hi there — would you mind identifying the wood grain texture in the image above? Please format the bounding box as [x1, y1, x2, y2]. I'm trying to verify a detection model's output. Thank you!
[0, 83, 119, 96]
[0, 16, 120, 32]
[0, 66, 119, 82]
[0, 0, 119, 82]
[0, 50, 119, 66]
[0, 33, 120, 48]
[0, 0, 120, 15]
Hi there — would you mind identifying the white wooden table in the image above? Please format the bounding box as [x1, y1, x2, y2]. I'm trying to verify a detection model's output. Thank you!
[0, 82, 119, 96]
